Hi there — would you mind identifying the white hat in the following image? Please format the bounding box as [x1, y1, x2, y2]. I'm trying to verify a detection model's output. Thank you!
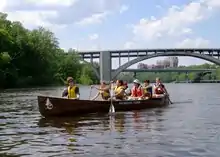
[133, 79, 140, 84]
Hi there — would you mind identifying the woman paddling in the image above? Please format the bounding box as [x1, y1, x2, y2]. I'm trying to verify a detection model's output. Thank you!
[90, 81, 110, 100]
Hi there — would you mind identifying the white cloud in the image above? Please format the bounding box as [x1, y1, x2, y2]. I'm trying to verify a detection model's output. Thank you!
[180, 28, 192, 34]
[124, 0, 220, 49]
[26, 0, 78, 6]
[89, 34, 99, 40]
[119, 5, 129, 13]
[176, 38, 210, 48]
[205, 0, 220, 7]
[6, 10, 58, 27]
[1, 0, 123, 29]
[124, 41, 135, 49]
[75, 12, 110, 26]
[132, 2, 207, 41]
[156, 5, 162, 9]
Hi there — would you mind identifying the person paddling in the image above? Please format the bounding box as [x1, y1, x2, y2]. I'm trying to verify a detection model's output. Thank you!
[90, 81, 110, 100]
[62, 77, 80, 99]
[153, 77, 169, 96]
[114, 80, 125, 100]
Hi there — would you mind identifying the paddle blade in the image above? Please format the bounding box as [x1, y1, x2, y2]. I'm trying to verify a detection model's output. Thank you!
[109, 104, 115, 113]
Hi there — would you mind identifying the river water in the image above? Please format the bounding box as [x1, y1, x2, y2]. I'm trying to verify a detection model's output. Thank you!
[0, 84, 220, 157]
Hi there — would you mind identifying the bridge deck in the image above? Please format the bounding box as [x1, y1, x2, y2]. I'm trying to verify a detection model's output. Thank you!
[78, 48, 220, 53]
[77, 48, 220, 59]
[113, 68, 216, 72]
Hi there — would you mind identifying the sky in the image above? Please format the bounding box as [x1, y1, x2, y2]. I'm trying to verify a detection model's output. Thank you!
[1, 0, 220, 69]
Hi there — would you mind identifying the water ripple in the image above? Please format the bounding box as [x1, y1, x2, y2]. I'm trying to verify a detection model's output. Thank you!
[0, 84, 220, 156]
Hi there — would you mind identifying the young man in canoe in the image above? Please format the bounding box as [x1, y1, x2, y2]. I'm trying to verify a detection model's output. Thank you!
[90, 81, 110, 100]
[113, 80, 126, 100]
[153, 77, 169, 97]
[62, 77, 80, 99]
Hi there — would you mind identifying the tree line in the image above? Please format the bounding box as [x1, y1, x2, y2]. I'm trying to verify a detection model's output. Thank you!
[0, 12, 99, 89]
[117, 63, 220, 83]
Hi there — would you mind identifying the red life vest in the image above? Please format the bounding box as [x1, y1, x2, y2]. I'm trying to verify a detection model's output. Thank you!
[154, 83, 164, 94]
[132, 86, 143, 97]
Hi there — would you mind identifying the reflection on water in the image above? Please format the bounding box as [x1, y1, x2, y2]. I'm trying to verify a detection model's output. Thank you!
[1, 84, 220, 156]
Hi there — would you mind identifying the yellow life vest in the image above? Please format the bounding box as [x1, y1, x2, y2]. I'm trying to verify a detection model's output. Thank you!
[114, 86, 124, 94]
[100, 89, 109, 97]
[143, 86, 148, 94]
[143, 86, 152, 96]
[68, 86, 77, 99]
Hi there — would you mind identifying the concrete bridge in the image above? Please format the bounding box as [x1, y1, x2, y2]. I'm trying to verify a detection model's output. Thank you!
[77, 48, 220, 82]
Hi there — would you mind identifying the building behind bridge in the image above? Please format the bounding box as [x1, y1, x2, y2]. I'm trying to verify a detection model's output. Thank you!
[137, 56, 179, 69]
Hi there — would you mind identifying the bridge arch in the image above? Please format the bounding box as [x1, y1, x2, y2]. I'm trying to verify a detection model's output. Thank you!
[112, 52, 220, 79]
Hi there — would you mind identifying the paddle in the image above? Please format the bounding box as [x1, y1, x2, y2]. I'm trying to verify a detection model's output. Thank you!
[109, 82, 115, 114]
[89, 86, 92, 100]
[167, 95, 173, 104]
[163, 89, 173, 104]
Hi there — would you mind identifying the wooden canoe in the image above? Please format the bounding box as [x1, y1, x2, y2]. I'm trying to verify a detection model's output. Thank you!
[37, 95, 170, 117]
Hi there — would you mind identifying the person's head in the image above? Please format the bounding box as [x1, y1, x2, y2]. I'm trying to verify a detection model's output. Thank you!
[144, 80, 150, 86]
[100, 80, 107, 86]
[67, 77, 74, 87]
[133, 79, 140, 87]
[116, 80, 123, 86]
[156, 77, 161, 84]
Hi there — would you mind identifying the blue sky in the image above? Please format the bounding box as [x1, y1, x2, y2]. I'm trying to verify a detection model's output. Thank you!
[1, 0, 220, 69]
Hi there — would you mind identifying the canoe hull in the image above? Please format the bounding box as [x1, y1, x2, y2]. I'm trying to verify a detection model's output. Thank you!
[37, 95, 170, 117]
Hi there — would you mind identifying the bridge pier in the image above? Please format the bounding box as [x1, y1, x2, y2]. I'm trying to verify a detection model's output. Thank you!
[100, 51, 111, 82]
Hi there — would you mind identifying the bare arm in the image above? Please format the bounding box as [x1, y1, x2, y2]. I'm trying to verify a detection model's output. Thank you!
[75, 86, 80, 95]
[93, 85, 110, 91]
[160, 84, 169, 95]
[75, 86, 80, 99]
[62, 88, 68, 97]
[103, 85, 110, 91]
[115, 89, 124, 97]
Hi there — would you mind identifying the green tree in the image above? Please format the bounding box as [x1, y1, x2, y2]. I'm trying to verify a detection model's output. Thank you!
[0, 12, 99, 89]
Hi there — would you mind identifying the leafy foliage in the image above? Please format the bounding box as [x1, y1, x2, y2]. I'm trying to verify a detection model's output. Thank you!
[0, 12, 98, 88]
